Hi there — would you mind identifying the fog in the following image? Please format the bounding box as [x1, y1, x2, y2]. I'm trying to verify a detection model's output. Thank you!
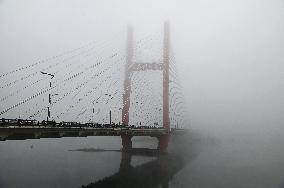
[1, 0, 283, 140]
[0, 0, 284, 187]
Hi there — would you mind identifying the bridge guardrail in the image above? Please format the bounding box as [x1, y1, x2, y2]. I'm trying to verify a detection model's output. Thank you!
[0, 118, 169, 131]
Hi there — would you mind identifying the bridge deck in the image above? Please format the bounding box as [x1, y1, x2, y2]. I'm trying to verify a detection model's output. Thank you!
[0, 127, 171, 141]
[0, 119, 186, 141]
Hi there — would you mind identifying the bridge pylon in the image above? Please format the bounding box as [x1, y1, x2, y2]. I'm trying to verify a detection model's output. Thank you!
[121, 21, 171, 152]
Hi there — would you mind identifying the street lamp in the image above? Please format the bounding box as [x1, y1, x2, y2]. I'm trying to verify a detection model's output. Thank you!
[104, 94, 114, 125]
[40, 71, 55, 122]
[49, 93, 59, 104]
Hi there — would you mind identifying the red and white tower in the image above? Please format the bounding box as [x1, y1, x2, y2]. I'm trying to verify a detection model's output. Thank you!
[121, 21, 171, 152]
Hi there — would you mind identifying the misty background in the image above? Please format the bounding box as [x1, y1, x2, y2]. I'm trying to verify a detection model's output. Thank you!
[0, 0, 284, 140]
[0, 1, 284, 188]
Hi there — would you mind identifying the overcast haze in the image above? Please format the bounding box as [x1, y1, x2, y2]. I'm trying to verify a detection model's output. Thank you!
[1, 1, 284, 188]
[0, 0, 284, 139]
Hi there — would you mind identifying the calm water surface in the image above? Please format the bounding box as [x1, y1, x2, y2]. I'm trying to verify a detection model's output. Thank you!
[0, 136, 283, 188]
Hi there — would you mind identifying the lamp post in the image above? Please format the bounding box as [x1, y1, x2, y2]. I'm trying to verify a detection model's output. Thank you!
[109, 109, 112, 125]
[40, 71, 55, 122]
[105, 93, 113, 125]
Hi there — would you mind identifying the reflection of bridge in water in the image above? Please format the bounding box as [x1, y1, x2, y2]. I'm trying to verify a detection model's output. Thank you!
[81, 146, 197, 188]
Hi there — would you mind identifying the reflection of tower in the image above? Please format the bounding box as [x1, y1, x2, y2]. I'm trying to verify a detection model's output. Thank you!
[81, 150, 192, 188]
[82, 135, 196, 188]
[121, 22, 171, 152]
[82, 132, 199, 188]
[119, 151, 132, 172]
[118, 151, 170, 188]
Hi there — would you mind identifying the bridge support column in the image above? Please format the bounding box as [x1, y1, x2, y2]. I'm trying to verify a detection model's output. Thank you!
[157, 134, 170, 153]
[122, 25, 133, 126]
[121, 135, 132, 151]
[163, 20, 170, 131]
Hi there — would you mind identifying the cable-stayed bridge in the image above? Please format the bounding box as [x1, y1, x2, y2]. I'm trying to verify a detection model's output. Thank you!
[0, 22, 189, 152]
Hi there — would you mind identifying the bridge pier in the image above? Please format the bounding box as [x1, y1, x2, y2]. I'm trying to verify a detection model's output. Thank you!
[121, 135, 132, 151]
[157, 134, 170, 153]
[121, 134, 170, 152]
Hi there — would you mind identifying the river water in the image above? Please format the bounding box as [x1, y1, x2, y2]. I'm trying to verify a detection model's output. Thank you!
[0, 135, 283, 188]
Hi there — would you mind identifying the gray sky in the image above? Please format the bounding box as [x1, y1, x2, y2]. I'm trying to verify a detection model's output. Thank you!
[0, 0, 283, 139]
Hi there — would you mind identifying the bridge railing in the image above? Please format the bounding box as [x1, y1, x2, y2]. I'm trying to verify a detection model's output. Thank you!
[0, 118, 169, 131]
